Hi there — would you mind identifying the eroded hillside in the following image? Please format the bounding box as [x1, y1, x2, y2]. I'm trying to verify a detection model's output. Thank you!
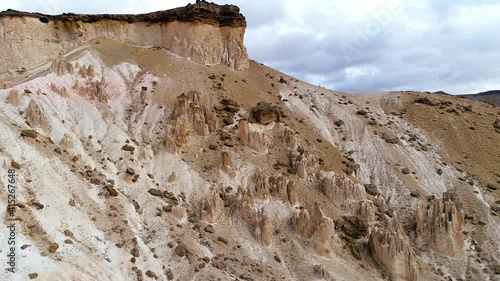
[0, 3, 500, 281]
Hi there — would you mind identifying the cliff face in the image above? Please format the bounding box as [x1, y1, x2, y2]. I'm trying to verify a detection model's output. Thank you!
[0, 2, 249, 81]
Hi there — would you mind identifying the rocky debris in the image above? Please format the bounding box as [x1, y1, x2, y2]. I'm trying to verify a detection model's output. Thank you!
[165, 269, 174, 280]
[334, 119, 345, 127]
[148, 189, 163, 197]
[122, 144, 135, 152]
[416, 190, 465, 256]
[20, 129, 38, 139]
[289, 150, 318, 179]
[356, 109, 368, 116]
[26, 99, 51, 132]
[49, 243, 59, 253]
[250, 102, 281, 125]
[401, 167, 411, 175]
[414, 97, 435, 106]
[201, 190, 223, 222]
[165, 91, 216, 148]
[283, 127, 298, 151]
[175, 244, 187, 257]
[292, 203, 335, 257]
[6, 90, 20, 107]
[204, 225, 214, 233]
[369, 215, 419, 281]
[28, 273, 39, 279]
[64, 229, 74, 237]
[11, 160, 21, 169]
[320, 171, 375, 221]
[145, 270, 157, 279]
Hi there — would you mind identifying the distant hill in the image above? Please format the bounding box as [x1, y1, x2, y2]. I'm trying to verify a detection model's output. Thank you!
[460, 90, 500, 106]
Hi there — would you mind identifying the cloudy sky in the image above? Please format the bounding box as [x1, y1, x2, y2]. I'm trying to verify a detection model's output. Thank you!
[1, 0, 499, 94]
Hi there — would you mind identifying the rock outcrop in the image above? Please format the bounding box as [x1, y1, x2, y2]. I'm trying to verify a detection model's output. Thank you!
[292, 202, 335, 257]
[232, 186, 274, 246]
[164, 91, 216, 151]
[0, 2, 249, 81]
[247, 170, 297, 205]
[369, 215, 419, 281]
[268, 174, 298, 205]
[201, 190, 223, 223]
[6, 89, 20, 107]
[238, 119, 267, 153]
[283, 127, 298, 151]
[320, 171, 376, 221]
[221, 151, 236, 178]
[416, 190, 465, 256]
[26, 99, 51, 132]
[289, 150, 318, 179]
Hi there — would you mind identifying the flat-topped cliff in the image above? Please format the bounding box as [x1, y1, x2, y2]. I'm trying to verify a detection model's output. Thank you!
[0, 2, 249, 82]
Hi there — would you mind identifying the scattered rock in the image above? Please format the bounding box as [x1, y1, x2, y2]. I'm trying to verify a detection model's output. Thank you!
[334, 119, 345, 127]
[205, 225, 214, 233]
[217, 237, 228, 244]
[64, 229, 74, 237]
[487, 183, 498, 190]
[208, 144, 218, 150]
[175, 245, 187, 257]
[274, 253, 281, 263]
[21, 129, 38, 139]
[64, 239, 73, 244]
[220, 98, 240, 113]
[49, 243, 59, 253]
[166, 269, 174, 280]
[126, 167, 135, 175]
[11, 160, 21, 169]
[436, 168, 443, 176]
[145, 270, 157, 278]
[148, 189, 163, 197]
[414, 97, 435, 106]
[356, 109, 368, 116]
[28, 273, 39, 279]
[402, 168, 411, 175]
[122, 144, 135, 152]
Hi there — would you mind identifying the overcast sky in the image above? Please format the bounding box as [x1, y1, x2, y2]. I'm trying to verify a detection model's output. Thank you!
[2, 0, 499, 94]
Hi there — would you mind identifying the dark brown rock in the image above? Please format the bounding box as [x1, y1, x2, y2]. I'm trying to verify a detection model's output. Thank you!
[175, 245, 187, 257]
[122, 144, 136, 152]
[11, 160, 21, 169]
[251, 102, 279, 125]
[148, 189, 163, 196]
[49, 243, 59, 253]
[21, 129, 38, 138]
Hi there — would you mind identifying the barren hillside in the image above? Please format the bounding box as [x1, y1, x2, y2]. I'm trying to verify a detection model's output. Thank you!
[0, 3, 499, 281]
